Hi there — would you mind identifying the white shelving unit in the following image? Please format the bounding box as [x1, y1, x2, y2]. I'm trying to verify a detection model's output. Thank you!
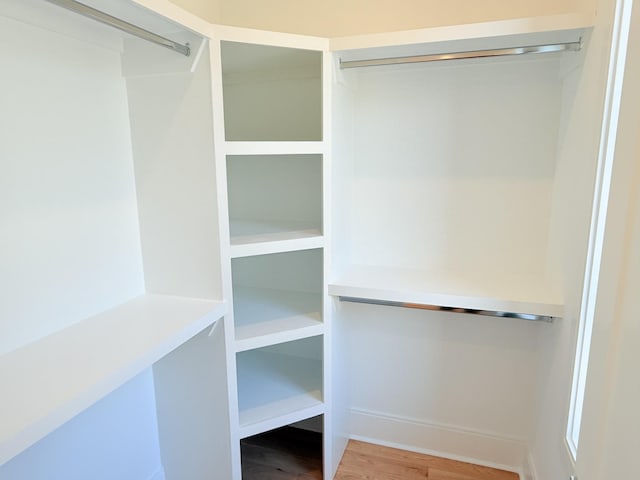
[5, 1, 611, 478]
[0, 295, 227, 466]
[212, 28, 333, 480]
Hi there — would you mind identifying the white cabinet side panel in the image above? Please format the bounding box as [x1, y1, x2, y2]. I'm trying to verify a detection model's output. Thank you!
[0, 370, 162, 480]
[126, 44, 222, 300]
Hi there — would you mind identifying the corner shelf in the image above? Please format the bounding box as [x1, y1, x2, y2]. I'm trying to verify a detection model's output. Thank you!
[225, 141, 325, 156]
[329, 264, 563, 320]
[236, 348, 324, 439]
[0, 294, 227, 465]
[229, 219, 324, 257]
[233, 286, 323, 352]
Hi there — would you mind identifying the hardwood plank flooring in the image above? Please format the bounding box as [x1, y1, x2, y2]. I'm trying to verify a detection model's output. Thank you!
[335, 440, 519, 480]
[241, 427, 518, 480]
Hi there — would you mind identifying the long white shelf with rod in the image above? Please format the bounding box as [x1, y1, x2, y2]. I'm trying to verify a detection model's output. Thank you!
[0, 294, 227, 465]
[329, 265, 563, 321]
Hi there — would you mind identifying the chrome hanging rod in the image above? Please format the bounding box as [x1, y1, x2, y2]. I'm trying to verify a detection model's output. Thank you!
[45, 0, 191, 56]
[338, 296, 555, 322]
[339, 41, 581, 69]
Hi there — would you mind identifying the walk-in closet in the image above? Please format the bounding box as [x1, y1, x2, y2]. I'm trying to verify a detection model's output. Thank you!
[1, 0, 634, 479]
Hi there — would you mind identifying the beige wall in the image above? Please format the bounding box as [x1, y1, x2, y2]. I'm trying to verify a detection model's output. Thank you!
[169, 0, 221, 24]
[170, 0, 594, 36]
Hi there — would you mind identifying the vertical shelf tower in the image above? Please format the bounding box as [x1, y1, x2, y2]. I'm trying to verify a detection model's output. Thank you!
[210, 27, 335, 479]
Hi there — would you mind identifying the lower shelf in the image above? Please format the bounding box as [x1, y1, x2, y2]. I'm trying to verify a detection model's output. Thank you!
[0, 294, 227, 465]
[237, 347, 324, 439]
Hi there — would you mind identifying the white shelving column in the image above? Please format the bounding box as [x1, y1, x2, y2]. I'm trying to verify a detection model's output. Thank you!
[210, 26, 335, 479]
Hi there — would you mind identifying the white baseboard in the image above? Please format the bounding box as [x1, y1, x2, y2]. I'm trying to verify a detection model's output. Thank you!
[147, 467, 165, 480]
[522, 452, 538, 480]
[349, 408, 527, 475]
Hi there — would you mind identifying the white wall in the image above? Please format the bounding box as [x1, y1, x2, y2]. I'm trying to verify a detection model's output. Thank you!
[0, 370, 163, 480]
[0, 5, 145, 356]
[0, 5, 160, 478]
[341, 303, 541, 469]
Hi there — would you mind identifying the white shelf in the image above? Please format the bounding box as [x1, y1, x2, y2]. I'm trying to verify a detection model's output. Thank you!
[234, 287, 323, 352]
[229, 219, 324, 257]
[329, 265, 563, 319]
[0, 294, 227, 465]
[237, 349, 324, 439]
[331, 13, 594, 56]
[225, 141, 325, 156]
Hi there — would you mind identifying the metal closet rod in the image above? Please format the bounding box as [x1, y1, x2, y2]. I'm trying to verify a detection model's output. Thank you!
[338, 296, 556, 322]
[45, 0, 191, 56]
[339, 40, 582, 69]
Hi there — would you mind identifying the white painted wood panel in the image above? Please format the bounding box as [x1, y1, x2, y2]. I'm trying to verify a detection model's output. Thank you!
[126, 39, 222, 300]
[234, 287, 323, 352]
[220, 41, 323, 141]
[236, 348, 324, 438]
[0, 294, 227, 465]
[225, 141, 325, 155]
[227, 154, 323, 244]
[331, 13, 593, 53]
[330, 265, 562, 318]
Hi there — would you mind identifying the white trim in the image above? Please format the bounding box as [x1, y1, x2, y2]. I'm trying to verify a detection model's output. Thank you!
[330, 13, 594, 51]
[212, 24, 329, 50]
[349, 408, 526, 473]
[522, 451, 538, 480]
[565, 0, 634, 460]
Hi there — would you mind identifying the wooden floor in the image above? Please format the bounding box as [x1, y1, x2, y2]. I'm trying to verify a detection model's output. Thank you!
[241, 426, 323, 479]
[241, 427, 518, 480]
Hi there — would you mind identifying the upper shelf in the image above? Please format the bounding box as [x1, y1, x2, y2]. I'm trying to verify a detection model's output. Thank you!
[329, 265, 563, 320]
[331, 13, 594, 61]
[0, 294, 227, 466]
[225, 141, 325, 156]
